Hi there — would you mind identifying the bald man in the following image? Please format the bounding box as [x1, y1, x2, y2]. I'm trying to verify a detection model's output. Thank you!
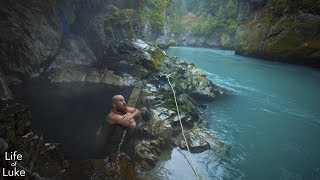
[105, 95, 141, 128]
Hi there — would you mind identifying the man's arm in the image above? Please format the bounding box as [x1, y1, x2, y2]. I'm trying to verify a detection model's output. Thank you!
[106, 113, 136, 129]
[126, 107, 141, 118]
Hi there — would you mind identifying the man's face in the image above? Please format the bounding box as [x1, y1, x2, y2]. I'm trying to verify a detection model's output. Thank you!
[115, 96, 127, 114]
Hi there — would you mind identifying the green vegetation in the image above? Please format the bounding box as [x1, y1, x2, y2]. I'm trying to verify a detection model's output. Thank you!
[104, 0, 237, 45]
[138, 0, 170, 32]
[105, 6, 140, 36]
[137, 47, 166, 71]
[150, 47, 166, 69]
[166, 0, 237, 36]
[160, 89, 194, 110]
[160, 87, 199, 122]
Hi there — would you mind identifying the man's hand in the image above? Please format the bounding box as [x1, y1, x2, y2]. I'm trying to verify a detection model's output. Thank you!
[121, 112, 133, 122]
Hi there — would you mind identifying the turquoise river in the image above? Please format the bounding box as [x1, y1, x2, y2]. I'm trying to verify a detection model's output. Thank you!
[150, 47, 320, 180]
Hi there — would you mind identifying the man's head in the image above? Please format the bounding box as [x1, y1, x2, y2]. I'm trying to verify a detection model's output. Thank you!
[112, 95, 127, 114]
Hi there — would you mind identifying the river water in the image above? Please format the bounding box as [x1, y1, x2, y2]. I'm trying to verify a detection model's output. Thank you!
[160, 47, 320, 179]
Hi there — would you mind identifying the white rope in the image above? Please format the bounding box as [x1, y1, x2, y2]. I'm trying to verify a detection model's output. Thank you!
[165, 74, 200, 180]
[116, 129, 127, 177]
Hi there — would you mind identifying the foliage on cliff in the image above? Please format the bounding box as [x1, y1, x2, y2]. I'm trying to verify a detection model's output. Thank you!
[105, 6, 141, 39]
[167, 0, 237, 36]
[138, 0, 170, 33]
[236, 0, 320, 66]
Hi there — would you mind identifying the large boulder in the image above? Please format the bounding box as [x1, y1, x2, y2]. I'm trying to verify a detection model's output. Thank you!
[183, 62, 222, 102]
[173, 128, 211, 153]
[145, 112, 173, 140]
[161, 58, 223, 103]
[135, 140, 162, 170]
[173, 127, 229, 156]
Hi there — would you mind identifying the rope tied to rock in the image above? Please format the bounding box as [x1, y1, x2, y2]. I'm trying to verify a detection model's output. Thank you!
[165, 74, 200, 180]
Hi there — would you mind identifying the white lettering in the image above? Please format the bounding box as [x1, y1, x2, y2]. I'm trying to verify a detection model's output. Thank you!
[4, 152, 9, 160]
[20, 170, 25, 176]
[3, 151, 25, 177]
[2, 168, 25, 177]
[2, 168, 8, 176]
[17, 154, 22, 161]
[4, 151, 23, 161]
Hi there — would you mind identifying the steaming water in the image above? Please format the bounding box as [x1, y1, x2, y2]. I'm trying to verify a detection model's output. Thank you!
[13, 79, 132, 159]
[159, 47, 320, 179]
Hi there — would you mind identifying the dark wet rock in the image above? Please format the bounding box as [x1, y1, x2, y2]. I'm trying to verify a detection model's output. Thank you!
[142, 95, 161, 108]
[48, 35, 98, 69]
[173, 127, 229, 155]
[159, 57, 224, 104]
[0, 0, 63, 84]
[46, 35, 104, 83]
[0, 138, 8, 154]
[131, 65, 149, 79]
[135, 140, 162, 170]
[173, 128, 211, 153]
[0, 99, 31, 139]
[0, 99, 66, 179]
[47, 64, 136, 86]
[71, 5, 142, 59]
[0, 68, 13, 99]
[66, 154, 137, 179]
[145, 113, 172, 140]
[0, 0, 107, 85]
[41, 143, 64, 165]
[173, 60, 223, 102]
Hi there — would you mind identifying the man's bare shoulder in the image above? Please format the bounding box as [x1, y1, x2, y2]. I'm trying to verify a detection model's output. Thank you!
[106, 112, 121, 124]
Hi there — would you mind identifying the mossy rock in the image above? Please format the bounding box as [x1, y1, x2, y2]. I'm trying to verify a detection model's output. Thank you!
[236, 0, 320, 66]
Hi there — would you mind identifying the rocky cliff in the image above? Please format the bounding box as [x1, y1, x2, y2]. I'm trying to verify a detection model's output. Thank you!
[236, 0, 320, 67]
[140, 0, 237, 50]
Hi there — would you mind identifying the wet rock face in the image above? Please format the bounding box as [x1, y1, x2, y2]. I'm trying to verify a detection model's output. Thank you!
[46, 35, 137, 86]
[0, 69, 12, 99]
[48, 35, 98, 69]
[238, 0, 268, 21]
[0, 0, 63, 84]
[0, 0, 107, 85]
[236, 0, 320, 67]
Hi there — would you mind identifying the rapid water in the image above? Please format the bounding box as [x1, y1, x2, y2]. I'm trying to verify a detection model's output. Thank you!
[161, 47, 320, 179]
